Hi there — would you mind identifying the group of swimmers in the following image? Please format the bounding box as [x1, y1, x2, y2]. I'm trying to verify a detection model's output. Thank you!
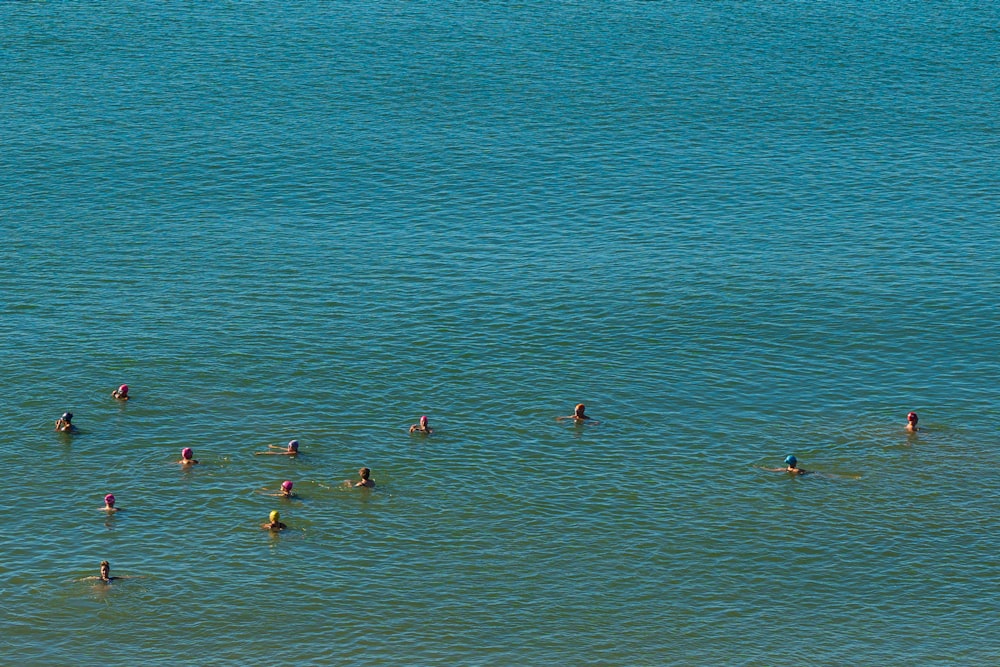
[762, 411, 921, 476]
[66, 384, 399, 583]
[69, 392, 906, 581]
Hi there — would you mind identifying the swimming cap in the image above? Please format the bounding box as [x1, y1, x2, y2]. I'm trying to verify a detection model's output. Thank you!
[62, 412, 73, 421]
[104, 494, 115, 505]
[119, 384, 128, 394]
[269, 510, 280, 522]
[784, 455, 797, 466]
[907, 412, 918, 421]
[288, 440, 299, 451]
[281, 480, 293, 491]
[421, 415, 428, 421]
[181, 447, 193, 459]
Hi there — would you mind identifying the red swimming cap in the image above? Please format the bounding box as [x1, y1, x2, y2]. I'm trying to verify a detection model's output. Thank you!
[907, 412, 918, 421]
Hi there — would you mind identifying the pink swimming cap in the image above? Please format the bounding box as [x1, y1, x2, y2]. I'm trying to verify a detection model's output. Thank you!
[182, 447, 193, 459]
[421, 415, 428, 422]
[281, 480, 293, 491]
[907, 412, 918, 421]
[104, 494, 115, 505]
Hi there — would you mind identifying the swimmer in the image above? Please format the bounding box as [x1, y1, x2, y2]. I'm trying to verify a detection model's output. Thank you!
[261, 510, 287, 531]
[102, 493, 120, 513]
[111, 384, 129, 400]
[78, 560, 140, 583]
[354, 467, 375, 488]
[409, 415, 433, 434]
[762, 455, 809, 475]
[255, 440, 300, 456]
[177, 447, 199, 465]
[906, 411, 919, 433]
[273, 480, 296, 498]
[55, 412, 76, 432]
[556, 403, 600, 425]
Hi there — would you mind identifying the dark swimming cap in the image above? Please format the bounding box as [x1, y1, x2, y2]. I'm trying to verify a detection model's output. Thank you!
[62, 412, 73, 421]
[288, 440, 299, 451]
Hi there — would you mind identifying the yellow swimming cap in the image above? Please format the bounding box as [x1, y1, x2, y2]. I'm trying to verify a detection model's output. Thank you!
[269, 510, 280, 523]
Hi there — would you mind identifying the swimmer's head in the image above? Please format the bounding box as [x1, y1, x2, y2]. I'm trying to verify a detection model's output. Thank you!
[420, 415, 428, 425]
[100, 560, 110, 576]
[281, 480, 293, 492]
[118, 384, 129, 395]
[907, 412, 918, 423]
[104, 494, 115, 507]
[62, 412, 73, 422]
[784, 455, 797, 467]
[288, 440, 299, 452]
[181, 447, 193, 460]
[269, 510, 280, 523]
[575, 403, 586, 415]
[359, 467, 371, 479]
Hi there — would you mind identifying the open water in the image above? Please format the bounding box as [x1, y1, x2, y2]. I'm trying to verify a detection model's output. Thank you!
[2, 1, 999, 665]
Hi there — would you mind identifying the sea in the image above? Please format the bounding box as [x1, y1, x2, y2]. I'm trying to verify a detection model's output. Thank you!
[1, 2, 998, 665]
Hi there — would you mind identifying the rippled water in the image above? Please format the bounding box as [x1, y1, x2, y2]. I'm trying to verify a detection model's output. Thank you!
[2, 1, 999, 665]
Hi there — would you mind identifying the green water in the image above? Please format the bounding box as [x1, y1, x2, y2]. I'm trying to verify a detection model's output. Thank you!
[2, 1, 998, 664]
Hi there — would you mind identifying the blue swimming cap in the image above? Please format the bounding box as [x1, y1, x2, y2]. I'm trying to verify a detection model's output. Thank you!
[784, 455, 797, 466]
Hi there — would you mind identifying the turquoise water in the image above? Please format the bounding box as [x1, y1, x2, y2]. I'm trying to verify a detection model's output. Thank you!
[2, 2, 999, 664]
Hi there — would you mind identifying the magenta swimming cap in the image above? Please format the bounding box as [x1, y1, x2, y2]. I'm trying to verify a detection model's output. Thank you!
[119, 384, 128, 394]
[281, 480, 293, 491]
[181, 447, 193, 459]
[104, 494, 115, 505]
